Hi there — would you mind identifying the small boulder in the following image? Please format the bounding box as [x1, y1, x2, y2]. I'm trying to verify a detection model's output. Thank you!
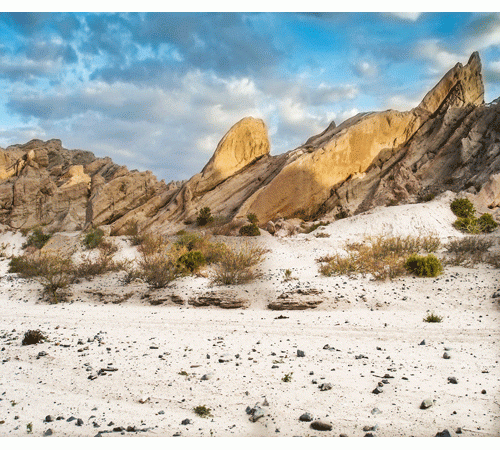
[420, 399, 433, 410]
[299, 412, 313, 422]
[435, 429, 451, 437]
[310, 421, 332, 431]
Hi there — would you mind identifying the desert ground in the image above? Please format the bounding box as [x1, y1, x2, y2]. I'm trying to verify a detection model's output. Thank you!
[0, 195, 499, 438]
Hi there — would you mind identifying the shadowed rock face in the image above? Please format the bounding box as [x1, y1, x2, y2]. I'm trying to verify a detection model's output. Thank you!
[0, 52, 498, 233]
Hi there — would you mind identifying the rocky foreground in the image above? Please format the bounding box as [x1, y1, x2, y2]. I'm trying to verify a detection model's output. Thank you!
[0, 198, 499, 437]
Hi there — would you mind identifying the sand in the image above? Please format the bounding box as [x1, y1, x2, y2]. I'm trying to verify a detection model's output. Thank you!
[0, 194, 499, 437]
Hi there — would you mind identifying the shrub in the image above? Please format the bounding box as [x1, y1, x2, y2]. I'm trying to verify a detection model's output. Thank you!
[302, 221, 329, 234]
[318, 235, 442, 280]
[421, 193, 436, 202]
[453, 216, 482, 234]
[83, 228, 104, 249]
[212, 243, 268, 285]
[451, 198, 475, 218]
[404, 254, 443, 277]
[138, 249, 183, 289]
[423, 312, 443, 323]
[22, 329, 47, 345]
[9, 252, 75, 303]
[444, 237, 494, 267]
[239, 223, 261, 236]
[282, 373, 293, 382]
[193, 405, 213, 418]
[24, 228, 51, 249]
[75, 242, 121, 279]
[177, 250, 206, 273]
[196, 207, 213, 226]
[247, 213, 258, 224]
[477, 213, 498, 233]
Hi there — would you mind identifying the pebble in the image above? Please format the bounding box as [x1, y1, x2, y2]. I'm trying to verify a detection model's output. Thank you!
[76, 418, 84, 426]
[310, 421, 332, 431]
[371, 408, 382, 415]
[447, 377, 458, 384]
[419, 340, 426, 345]
[201, 373, 213, 381]
[218, 354, 232, 363]
[43, 428, 53, 436]
[443, 352, 451, 359]
[420, 399, 433, 409]
[44, 415, 54, 423]
[299, 412, 313, 422]
[181, 419, 191, 425]
[435, 429, 451, 437]
[372, 386, 383, 395]
[319, 383, 332, 391]
[297, 350, 305, 357]
[249, 406, 265, 422]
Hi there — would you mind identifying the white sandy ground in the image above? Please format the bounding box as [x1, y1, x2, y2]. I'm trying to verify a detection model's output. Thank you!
[0, 194, 499, 438]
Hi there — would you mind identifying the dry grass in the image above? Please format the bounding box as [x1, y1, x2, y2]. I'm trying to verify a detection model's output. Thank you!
[318, 235, 442, 281]
[444, 236, 495, 267]
[211, 243, 268, 285]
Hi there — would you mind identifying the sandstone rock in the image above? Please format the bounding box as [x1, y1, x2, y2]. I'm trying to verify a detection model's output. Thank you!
[188, 291, 248, 309]
[195, 117, 270, 194]
[268, 289, 324, 310]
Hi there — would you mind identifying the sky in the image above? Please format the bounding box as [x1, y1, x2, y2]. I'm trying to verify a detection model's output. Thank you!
[1, 10, 500, 182]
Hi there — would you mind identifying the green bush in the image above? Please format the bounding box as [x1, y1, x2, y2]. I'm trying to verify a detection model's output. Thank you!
[423, 312, 443, 323]
[83, 228, 104, 249]
[477, 213, 498, 233]
[24, 228, 51, 249]
[196, 207, 213, 226]
[453, 216, 482, 234]
[247, 213, 258, 224]
[177, 250, 206, 273]
[193, 405, 213, 418]
[404, 254, 443, 277]
[239, 223, 261, 236]
[450, 198, 475, 218]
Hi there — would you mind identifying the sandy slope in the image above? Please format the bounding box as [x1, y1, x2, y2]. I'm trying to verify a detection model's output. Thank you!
[0, 195, 499, 437]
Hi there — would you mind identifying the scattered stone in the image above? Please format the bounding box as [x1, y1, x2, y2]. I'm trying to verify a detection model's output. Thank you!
[319, 383, 332, 391]
[43, 428, 53, 436]
[37, 351, 48, 359]
[299, 413, 313, 422]
[126, 426, 136, 432]
[44, 415, 54, 423]
[113, 426, 125, 432]
[310, 421, 332, 431]
[139, 396, 150, 404]
[371, 408, 382, 415]
[420, 399, 434, 409]
[297, 350, 305, 357]
[435, 429, 451, 437]
[481, 389, 487, 394]
[181, 419, 191, 425]
[355, 354, 368, 360]
[364, 433, 375, 437]
[201, 373, 213, 381]
[419, 340, 426, 345]
[456, 427, 462, 434]
[363, 425, 378, 432]
[492, 289, 500, 299]
[448, 377, 458, 384]
[76, 418, 84, 426]
[249, 406, 265, 422]
[443, 352, 451, 359]
[372, 386, 383, 395]
[218, 354, 232, 363]
[67, 416, 76, 422]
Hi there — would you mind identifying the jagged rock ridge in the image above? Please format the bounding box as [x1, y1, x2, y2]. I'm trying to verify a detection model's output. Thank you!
[0, 51, 499, 233]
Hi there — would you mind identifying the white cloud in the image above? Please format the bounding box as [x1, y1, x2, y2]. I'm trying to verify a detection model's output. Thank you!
[386, 95, 420, 111]
[463, 13, 500, 53]
[414, 39, 466, 73]
[387, 12, 422, 22]
[353, 61, 378, 78]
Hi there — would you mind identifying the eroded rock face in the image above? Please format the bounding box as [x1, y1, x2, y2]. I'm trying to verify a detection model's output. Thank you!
[0, 139, 166, 232]
[188, 291, 249, 309]
[195, 117, 270, 194]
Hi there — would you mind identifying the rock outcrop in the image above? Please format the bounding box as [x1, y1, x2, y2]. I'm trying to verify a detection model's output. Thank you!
[0, 51, 499, 233]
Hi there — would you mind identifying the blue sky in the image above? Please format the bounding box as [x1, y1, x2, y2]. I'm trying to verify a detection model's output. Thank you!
[1, 11, 500, 182]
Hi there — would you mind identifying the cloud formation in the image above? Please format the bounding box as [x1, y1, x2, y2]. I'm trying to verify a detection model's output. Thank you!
[0, 12, 499, 182]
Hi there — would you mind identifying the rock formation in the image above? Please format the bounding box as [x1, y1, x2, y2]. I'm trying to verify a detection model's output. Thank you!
[0, 51, 499, 234]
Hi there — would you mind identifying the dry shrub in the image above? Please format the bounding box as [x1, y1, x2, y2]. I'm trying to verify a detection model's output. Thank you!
[22, 329, 47, 345]
[137, 242, 185, 289]
[9, 251, 75, 303]
[211, 243, 268, 285]
[75, 242, 122, 279]
[445, 236, 495, 267]
[318, 235, 442, 281]
[485, 253, 500, 269]
[174, 232, 226, 264]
